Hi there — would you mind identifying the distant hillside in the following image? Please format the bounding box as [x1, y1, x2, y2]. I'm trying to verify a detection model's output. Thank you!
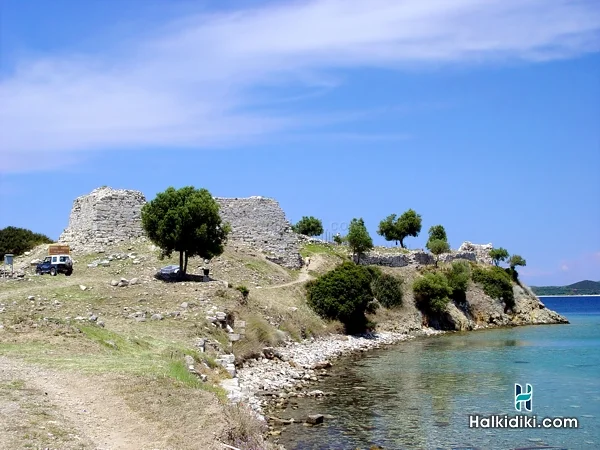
[531, 280, 600, 296]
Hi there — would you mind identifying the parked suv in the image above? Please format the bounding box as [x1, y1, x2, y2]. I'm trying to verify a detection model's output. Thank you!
[36, 255, 73, 276]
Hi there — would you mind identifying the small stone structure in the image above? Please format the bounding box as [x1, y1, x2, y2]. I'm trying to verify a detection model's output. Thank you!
[215, 196, 302, 269]
[59, 187, 146, 253]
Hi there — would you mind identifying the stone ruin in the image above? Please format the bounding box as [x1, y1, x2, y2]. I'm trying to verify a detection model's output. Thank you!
[215, 197, 302, 269]
[59, 187, 146, 253]
[58, 187, 302, 269]
[358, 242, 494, 267]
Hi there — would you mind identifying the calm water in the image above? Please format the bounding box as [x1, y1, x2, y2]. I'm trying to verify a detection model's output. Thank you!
[276, 296, 600, 450]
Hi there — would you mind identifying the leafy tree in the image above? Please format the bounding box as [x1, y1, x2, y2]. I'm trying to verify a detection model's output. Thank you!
[427, 225, 447, 244]
[377, 214, 400, 245]
[141, 186, 230, 277]
[413, 272, 452, 314]
[489, 247, 509, 266]
[378, 209, 422, 248]
[293, 216, 324, 236]
[509, 254, 526, 270]
[508, 254, 526, 283]
[306, 262, 377, 333]
[427, 239, 450, 267]
[372, 273, 404, 308]
[396, 209, 422, 248]
[347, 218, 373, 263]
[0, 226, 54, 260]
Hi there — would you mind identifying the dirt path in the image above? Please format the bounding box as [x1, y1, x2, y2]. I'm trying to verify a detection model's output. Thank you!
[266, 254, 325, 289]
[0, 356, 168, 450]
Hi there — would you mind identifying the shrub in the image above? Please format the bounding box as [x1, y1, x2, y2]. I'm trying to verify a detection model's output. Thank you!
[333, 234, 345, 245]
[0, 226, 54, 260]
[235, 285, 249, 304]
[413, 272, 452, 314]
[443, 261, 471, 303]
[372, 273, 404, 308]
[293, 216, 324, 236]
[306, 262, 376, 333]
[472, 266, 515, 309]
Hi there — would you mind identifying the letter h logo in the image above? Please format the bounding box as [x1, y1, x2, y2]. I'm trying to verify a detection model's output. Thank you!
[515, 383, 533, 412]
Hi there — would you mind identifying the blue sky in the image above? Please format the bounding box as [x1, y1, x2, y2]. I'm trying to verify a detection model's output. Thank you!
[1, 0, 599, 286]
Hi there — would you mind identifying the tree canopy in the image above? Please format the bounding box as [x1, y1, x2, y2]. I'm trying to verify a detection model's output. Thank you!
[347, 218, 373, 263]
[0, 226, 54, 260]
[377, 209, 422, 248]
[509, 254, 526, 270]
[489, 247, 509, 266]
[141, 186, 230, 276]
[292, 216, 324, 236]
[427, 225, 447, 244]
[427, 239, 450, 267]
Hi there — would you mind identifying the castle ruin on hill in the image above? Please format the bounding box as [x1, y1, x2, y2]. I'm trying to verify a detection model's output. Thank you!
[58, 187, 303, 269]
[59, 186, 492, 270]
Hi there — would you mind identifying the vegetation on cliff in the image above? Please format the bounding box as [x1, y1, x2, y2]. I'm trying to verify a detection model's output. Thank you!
[0, 226, 54, 260]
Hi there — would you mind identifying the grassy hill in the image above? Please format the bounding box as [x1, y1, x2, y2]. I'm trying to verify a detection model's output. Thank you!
[531, 280, 600, 296]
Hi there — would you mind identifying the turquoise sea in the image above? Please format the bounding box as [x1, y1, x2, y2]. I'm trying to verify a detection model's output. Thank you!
[277, 296, 600, 450]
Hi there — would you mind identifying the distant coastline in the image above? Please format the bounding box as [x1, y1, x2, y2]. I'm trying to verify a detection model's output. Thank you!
[538, 294, 600, 298]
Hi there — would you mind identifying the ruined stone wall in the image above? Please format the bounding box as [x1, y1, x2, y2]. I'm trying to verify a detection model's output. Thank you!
[58, 188, 302, 268]
[215, 196, 302, 269]
[358, 242, 493, 268]
[59, 187, 147, 253]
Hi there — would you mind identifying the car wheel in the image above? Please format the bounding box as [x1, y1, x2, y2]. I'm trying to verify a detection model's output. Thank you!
[65, 270, 72, 276]
[50, 267, 57, 276]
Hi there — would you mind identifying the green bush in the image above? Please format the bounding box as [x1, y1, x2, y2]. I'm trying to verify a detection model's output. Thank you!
[306, 262, 376, 333]
[235, 285, 249, 304]
[372, 273, 404, 308]
[293, 216, 324, 236]
[472, 266, 515, 309]
[443, 261, 471, 302]
[413, 272, 452, 314]
[0, 226, 54, 260]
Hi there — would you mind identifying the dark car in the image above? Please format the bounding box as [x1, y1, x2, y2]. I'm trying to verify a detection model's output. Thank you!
[36, 255, 73, 276]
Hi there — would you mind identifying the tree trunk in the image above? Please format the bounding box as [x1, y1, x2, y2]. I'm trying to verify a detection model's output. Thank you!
[400, 238, 405, 249]
[179, 251, 184, 274]
[184, 253, 189, 274]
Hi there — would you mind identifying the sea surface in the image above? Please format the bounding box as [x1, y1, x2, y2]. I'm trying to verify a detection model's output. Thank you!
[276, 296, 600, 450]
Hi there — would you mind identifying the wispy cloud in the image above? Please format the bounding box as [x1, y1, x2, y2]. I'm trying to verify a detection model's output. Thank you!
[1, 0, 599, 172]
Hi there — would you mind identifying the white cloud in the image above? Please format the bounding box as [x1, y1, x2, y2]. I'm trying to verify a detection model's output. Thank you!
[1, 0, 599, 172]
[561, 264, 569, 271]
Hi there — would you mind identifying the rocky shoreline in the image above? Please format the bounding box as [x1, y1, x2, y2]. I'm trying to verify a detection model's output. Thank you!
[220, 328, 444, 418]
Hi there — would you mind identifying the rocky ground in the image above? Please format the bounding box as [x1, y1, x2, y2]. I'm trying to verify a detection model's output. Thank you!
[0, 239, 568, 449]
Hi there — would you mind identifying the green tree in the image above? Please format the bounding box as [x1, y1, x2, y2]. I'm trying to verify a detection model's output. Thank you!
[427, 225, 447, 244]
[443, 261, 471, 303]
[427, 239, 450, 267]
[141, 186, 230, 276]
[0, 226, 54, 260]
[509, 254, 526, 270]
[306, 262, 376, 333]
[347, 218, 373, 263]
[413, 272, 452, 314]
[293, 216, 324, 236]
[333, 233, 345, 245]
[377, 209, 422, 248]
[377, 214, 400, 245]
[489, 247, 509, 266]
